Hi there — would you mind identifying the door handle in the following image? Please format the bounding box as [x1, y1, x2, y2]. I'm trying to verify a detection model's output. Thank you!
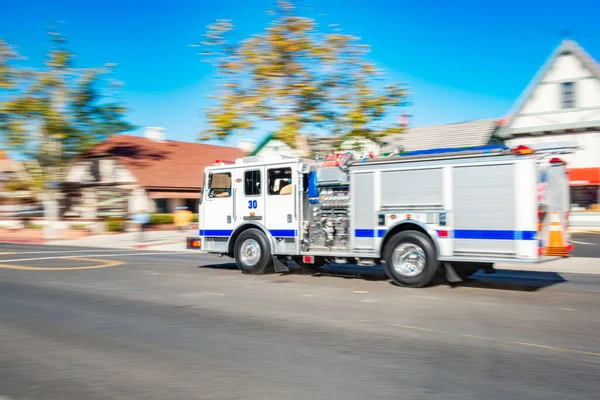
[232, 188, 236, 221]
[293, 184, 297, 220]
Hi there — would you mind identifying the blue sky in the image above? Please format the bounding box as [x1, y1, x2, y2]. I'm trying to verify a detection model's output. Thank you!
[1, 0, 599, 147]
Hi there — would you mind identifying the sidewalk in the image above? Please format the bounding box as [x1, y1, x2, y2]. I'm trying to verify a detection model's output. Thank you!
[45, 229, 193, 249]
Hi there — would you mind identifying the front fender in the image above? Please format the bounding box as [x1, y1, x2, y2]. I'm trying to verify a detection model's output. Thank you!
[227, 222, 276, 255]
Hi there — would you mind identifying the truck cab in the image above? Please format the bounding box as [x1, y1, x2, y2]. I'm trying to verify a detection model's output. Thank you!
[196, 155, 307, 269]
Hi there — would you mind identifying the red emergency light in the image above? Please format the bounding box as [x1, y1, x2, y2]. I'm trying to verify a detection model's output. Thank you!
[214, 159, 235, 165]
[188, 238, 201, 248]
[549, 157, 566, 165]
[511, 145, 534, 155]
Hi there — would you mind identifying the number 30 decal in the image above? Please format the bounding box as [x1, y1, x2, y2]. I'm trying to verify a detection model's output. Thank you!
[248, 200, 258, 209]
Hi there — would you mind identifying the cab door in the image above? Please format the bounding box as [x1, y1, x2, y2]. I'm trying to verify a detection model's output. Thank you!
[233, 167, 265, 229]
[201, 169, 234, 253]
[264, 163, 299, 254]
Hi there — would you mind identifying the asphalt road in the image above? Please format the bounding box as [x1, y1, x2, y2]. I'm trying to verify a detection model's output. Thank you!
[1, 243, 599, 400]
[570, 233, 600, 258]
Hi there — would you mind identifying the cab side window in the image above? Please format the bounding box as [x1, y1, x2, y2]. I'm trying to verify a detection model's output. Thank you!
[244, 170, 261, 196]
[268, 168, 292, 195]
[208, 172, 232, 198]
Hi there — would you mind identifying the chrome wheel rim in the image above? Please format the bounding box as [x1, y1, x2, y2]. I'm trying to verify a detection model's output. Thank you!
[392, 243, 426, 277]
[240, 239, 261, 266]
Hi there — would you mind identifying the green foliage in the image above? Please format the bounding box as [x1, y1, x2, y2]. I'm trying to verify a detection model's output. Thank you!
[149, 213, 174, 225]
[196, 0, 407, 147]
[106, 218, 126, 232]
[0, 29, 135, 193]
[70, 224, 88, 230]
[24, 223, 44, 229]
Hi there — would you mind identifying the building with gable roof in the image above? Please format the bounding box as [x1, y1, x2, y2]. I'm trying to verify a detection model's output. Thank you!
[497, 40, 600, 210]
[63, 128, 246, 218]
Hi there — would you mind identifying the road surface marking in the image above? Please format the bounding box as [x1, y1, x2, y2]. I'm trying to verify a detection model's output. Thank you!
[0, 249, 136, 255]
[0, 257, 124, 271]
[570, 240, 594, 245]
[0, 251, 193, 263]
[390, 323, 600, 358]
[0, 252, 15, 255]
[391, 323, 439, 332]
[508, 341, 600, 357]
[353, 290, 368, 294]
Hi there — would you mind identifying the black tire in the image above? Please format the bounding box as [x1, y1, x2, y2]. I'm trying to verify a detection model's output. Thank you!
[451, 262, 493, 280]
[234, 229, 273, 275]
[383, 230, 440, 288]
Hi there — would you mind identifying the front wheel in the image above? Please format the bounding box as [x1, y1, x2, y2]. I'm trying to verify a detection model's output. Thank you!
[383, 230, 440, 288]
[234, 229, 273, 275]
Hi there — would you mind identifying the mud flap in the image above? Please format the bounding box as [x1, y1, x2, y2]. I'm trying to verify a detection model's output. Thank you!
[273, 256, 290, 273]
[443, 262, 463, 284]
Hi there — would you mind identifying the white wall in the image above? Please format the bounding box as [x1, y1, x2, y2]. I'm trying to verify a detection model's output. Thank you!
[255, 139, 303, 157]
[340, 138, 380, 157]
[512, 52, 600, 132]
[66, 159, 136, 184]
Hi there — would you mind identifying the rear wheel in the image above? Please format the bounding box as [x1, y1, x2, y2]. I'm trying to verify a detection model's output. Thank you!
[234, 229, 273, 275]
[383, 230, 440, 288]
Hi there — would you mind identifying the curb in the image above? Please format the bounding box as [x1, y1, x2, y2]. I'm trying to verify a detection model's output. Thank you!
[132, 241, 182, 249]
[0, 239, 47, 244]
[569, 229, 600, 234]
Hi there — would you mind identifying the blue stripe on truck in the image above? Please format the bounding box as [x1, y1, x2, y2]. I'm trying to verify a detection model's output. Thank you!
[453, 230, 536, 241]
[199, 229, 297, 238]
[199, 229, 233, 237]
[355, 229, 537, 240]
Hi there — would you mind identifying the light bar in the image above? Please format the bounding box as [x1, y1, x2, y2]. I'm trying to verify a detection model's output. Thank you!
[214, 160, 234, 165]
[511, 145, 534, 155]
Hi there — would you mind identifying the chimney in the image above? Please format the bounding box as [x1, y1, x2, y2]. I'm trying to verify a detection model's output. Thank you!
[237, 139, 256, 154]
[145, 127, 166, 142]
[399, 114, 410, 128]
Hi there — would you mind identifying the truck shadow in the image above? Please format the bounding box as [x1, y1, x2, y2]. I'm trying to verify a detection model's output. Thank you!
[456, 270, 567, 292]
[198, 263, 568, 292]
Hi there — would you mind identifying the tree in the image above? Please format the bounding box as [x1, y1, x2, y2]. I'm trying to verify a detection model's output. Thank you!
[0, 29, 134, 193]
[0, 29, 134, 237]
[196, 0, 408, 147]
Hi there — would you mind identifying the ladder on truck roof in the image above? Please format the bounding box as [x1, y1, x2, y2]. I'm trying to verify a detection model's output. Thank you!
[350, 142, 579, 166]
[351, 145, 509, 165]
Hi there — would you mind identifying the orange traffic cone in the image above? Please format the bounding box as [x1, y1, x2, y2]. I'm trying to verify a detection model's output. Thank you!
[543, 212, 569, 257]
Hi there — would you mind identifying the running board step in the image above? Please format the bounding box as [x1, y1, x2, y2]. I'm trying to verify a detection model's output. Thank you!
[356, 259, 377, 266]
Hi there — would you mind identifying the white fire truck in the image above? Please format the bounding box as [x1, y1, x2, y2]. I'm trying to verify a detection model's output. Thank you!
[187, 144, 573, 287]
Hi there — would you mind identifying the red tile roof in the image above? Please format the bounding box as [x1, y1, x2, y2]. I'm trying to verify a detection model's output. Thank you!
[84, 135, 246, 189]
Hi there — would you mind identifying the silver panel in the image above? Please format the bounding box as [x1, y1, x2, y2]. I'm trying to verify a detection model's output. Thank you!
[381, 168, 443, 207]
[317, 167, 350, 186]
[453, 164, 516, 255]
[352, 172, 375, 249]
[274, 238, 297, 254]
[202, 238, 229, 253]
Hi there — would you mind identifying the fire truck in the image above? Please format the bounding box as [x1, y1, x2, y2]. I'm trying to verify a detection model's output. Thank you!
[187, 144, 573, 287]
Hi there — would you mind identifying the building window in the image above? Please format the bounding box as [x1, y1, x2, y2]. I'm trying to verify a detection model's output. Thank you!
[155, 199, 168, 213]
[244, 170, 261, 196]
[561, 82, 576, 109]
[185, 199, 198, 212]
[207, 172, 231, 198]
[268, 167, 292, 195]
